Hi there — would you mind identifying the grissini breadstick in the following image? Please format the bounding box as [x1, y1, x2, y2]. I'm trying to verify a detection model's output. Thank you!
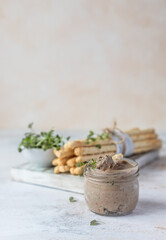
[74, 144, 116, 156]
[54, 165, 70, 174]
[75, 139, 162, 162]
[131, 133, 157, 141]
[134, 139, 161, 149]
[74, 139, 161, 156]
[76, 152, 115, 163]
[136, 139, 162, 149]
[126, 128, 155, 135]
[134, 141, 162, 154]
[64, 133, 157, 150]
[66, 157, 77, 167]
[54, 166, 60, 174]
[55, 140, 161, 175]
[70, 166, 85, 175]
[54, 147, 74, 158]
[52, 159, 59, 166]
[52, 158, 68, 166]
[59, 165, 70, 173]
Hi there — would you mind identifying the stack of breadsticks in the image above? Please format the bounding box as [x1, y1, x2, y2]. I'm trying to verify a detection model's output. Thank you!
[52, 128, 162, 175]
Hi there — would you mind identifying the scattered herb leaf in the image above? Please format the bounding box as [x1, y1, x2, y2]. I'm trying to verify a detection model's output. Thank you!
[69, 196, 77, 202]
[90, 220, 104, 226]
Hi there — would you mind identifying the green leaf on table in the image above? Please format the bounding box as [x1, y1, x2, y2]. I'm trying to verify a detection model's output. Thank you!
[90, 220, 104, 226]
[69, 196, 77, 202]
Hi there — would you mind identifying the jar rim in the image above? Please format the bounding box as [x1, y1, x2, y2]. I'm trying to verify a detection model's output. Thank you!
[84, 158, 139, 180]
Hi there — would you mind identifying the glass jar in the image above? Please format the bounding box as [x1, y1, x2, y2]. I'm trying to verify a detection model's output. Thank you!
[84, 158, 139, 216]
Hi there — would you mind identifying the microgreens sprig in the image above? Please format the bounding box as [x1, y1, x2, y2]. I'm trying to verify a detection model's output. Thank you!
[18, 123, 70, 152]
[86, 131, 96, 144]
[86, 158, 96, 170]
[98, 132, 110, 140]
[76, 158, 96, 170]
[86, 130, 110, 145]
[76, 161, 86, 167]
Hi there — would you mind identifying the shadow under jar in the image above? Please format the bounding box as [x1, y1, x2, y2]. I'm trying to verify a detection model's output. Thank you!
[84, 158, 139, 216]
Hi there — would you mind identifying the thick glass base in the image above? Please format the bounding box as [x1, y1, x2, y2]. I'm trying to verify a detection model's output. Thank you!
[90, 209, 133, 216]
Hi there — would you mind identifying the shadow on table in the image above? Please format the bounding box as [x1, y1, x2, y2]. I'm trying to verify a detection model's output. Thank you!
[133, 199, 166, 216]
[141, 156, 166, 172]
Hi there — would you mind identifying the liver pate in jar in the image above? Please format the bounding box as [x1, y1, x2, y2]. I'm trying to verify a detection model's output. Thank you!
[84, 154, 139, 216]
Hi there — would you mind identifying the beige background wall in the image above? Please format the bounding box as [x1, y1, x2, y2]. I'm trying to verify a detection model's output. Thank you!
[0, 0, 166, 131]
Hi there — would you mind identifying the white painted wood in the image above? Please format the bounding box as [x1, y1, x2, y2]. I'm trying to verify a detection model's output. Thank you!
[11, 163, 84, 194]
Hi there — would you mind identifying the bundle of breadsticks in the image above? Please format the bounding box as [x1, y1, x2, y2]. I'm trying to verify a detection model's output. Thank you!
[52, 128, 162, 175]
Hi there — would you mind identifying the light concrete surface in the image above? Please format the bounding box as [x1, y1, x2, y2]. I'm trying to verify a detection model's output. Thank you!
[0, 131, 166, 240]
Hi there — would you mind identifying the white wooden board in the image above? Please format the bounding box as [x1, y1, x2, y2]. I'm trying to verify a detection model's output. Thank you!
[11, 164, 84, 194]
[11, 150, 159, 194]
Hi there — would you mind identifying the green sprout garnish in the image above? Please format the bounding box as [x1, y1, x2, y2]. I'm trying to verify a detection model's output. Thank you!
[18, 123, 70, 152]
[98, 132, 110, 140]
[86, 130, 96, 144]
[76, 159, 97, 170]
[86, 158, 96, 170]
[86, 130, 110, 146]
